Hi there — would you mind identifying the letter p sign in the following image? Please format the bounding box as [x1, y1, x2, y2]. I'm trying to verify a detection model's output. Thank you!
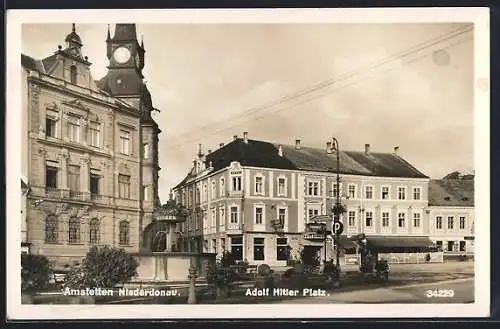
[333, 222, 344, 235]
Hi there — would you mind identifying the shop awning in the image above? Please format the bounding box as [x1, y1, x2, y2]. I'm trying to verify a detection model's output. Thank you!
[334, 235, 358, 249]
[365, 236, 437, 249]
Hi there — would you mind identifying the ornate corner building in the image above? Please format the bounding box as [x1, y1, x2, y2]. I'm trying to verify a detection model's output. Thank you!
[21, 24, 162, 268]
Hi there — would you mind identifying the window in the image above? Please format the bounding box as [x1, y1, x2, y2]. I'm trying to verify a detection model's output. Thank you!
[232, 176, 242, 191]
[45, 165, 58, 189]
[143, 185, 150, 201]
[459, 216, 466, 229]
[447, 216, 454, 229]
[413, 212, 421, 228]
[89, 218, 100, 245]
[212, 239, 217, 253]
[436, 216, 443, 229]
[46, 117, 57, 138]
[119, 221, 130, 245]
[277, 238, 288, 261]
[348, 211, 356, 227]
[382, 212, 390, 227]
[447, 241, 454, 252]
[68, 165, 80, 196]
[308, 208, 319, 221]
[118, 174, 131, 199]
[203, 184, 208, 202]
[70, 65, 77, 84]
[413, 187, 421, 200]
[381, 186, 390, 200]
[211, 181, 216, 199]
[90, 174, 100, 196]
[255, 176, 264, 194]
[220, 178, 225, 197]
[277, 177, 286, 196]
[253, 238, 265, 261]
[219, 207, 225, 226]
[436, 240, 443, 250]
[365, 186, 373, 199]
[278, 208, 287, 228]
[307, 181, 319, 196]
[398, 187, 406, 200]
[211, 209, 216, 227]
[45, 215, 58, 243]
[332, 183, 342, 198]
[348, 184, 356, 199]
[119, 130, 130, 155]
[68, 216, 81, 244]
[67, 121, 80, 142]
[398, 212, 406, 227]
[459, 241, 466, 252]
[255, 207, 263, 225]
[230, 206, 239, 223]
[231, 236, 243, 261]
[143, 143, 149, 159]
[89, 122, 100, 147]
[365, 211, 373, 227]
[220, 238, 226, 253]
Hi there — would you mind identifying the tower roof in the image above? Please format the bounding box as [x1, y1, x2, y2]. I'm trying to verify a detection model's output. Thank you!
[112, 24, 138, 41]
[64, 23, 83, 46]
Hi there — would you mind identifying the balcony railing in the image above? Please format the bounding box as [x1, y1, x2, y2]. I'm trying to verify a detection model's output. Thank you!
[45, 187, 63, 198]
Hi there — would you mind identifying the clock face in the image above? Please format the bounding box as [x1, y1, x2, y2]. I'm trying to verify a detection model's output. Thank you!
[113, 47, 131, 64]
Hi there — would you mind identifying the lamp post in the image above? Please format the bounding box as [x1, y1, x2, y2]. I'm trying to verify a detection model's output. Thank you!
[332, 137, 341, 269]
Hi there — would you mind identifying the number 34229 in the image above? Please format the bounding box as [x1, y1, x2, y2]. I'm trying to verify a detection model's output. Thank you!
[425, 289, 455, 298]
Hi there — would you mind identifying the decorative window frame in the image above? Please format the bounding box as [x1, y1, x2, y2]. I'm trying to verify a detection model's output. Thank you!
[331, 182, 343, 199]
[364, 209, 375, 230]
[228, 203, 240, 224]
[364, 185, 375, 200]
[219, 206, 226, 227]
[435, 216, 443, 230]
[219, 177, 225, 197]
[276, 175, 288, 197]
[380, 209, 391, 231]
[306, 179, 321, 197]
[276, 204, 289, 231]
[347, 183, 357, 199]
[211, 181, 216, 200]
[459, 216, 467, 230]
[253, 203, 266, 229]
[306, 202, 322, 223]
[397, 186, 407, 200]
[397, 210, 407, 230]
[412, 186, 422, 201]
[347, 209, 357, 228]
[380, 185, 391, 200]
[412, 209, 423, 229]
[254, 173, 265, 196]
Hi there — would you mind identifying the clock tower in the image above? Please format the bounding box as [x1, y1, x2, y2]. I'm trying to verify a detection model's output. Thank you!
[99, 24, 147, 108]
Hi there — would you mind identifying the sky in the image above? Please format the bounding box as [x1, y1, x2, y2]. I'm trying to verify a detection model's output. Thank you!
[22, 22, 475, 203]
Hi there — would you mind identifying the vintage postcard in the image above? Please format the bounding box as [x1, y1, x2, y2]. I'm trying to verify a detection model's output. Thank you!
[6, 8, 490, 319]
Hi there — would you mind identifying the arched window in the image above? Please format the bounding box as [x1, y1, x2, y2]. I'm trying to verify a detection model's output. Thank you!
[70, 65, 77, 84]
[89, 218, 100, 245]
[68, 216, 81, 244]
[45, 215, 58, 243]
[119, 221, 130, 245]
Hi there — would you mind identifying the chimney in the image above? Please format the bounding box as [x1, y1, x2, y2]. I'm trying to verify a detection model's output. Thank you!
[365, 143, 370, 155]
[278, 145, 283, 157]
[393, 146, 399, 156]
[326, 141, 333, 154]
[233, 135, 238, 141]
[243, 131, 249, 144]
[197, 143, 203, 156]
[219, 143, 225, 148]
[295, 139, 301, 150]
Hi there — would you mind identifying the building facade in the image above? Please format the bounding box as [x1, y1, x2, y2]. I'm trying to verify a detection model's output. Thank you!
[173, 132, 438, 266]
[427, 179, 475, 254]
[21, 24, 163, 268]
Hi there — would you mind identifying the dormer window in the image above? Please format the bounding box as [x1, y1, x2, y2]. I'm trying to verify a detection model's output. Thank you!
[70, 65, 77, 84]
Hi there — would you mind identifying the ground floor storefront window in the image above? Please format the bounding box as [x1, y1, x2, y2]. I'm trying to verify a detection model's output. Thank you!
[231, 236, 243, 261]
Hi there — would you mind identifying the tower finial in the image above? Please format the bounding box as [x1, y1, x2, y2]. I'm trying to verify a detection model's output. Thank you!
[72, 23, 76, 33]
[107, 24, 111, 40]
[141, 34, 144, 48]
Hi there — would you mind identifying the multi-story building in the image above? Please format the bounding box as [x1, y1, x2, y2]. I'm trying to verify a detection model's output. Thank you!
[173, 132, 435, 266]
[427, 179, 475, 254]
[21, 24, 162, 267]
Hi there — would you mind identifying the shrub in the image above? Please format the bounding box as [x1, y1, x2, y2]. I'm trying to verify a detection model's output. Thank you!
[323, 261, 340, 280]
[206, 264, 235, 287]
[255, 263, 274, 289]
[63, 245, 138, 289]
[21, 254, 52, 292]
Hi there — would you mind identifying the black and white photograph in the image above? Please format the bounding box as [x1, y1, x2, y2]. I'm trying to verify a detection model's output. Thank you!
[6, 8, 490, 319]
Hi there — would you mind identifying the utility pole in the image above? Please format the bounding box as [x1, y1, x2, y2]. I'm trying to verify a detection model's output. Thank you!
[332, 137, 341, 269]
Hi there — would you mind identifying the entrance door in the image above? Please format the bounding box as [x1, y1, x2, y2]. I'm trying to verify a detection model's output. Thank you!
[302, 245, 322, 267]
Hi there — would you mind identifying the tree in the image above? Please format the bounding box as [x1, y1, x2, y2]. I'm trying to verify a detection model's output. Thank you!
[21, 254, 52, 292]
[63, 245, 138, 289]
[443, 171, 461, 180]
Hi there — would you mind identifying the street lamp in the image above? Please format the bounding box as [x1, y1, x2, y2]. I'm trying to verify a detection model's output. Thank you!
[331, 137, 342, 269]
